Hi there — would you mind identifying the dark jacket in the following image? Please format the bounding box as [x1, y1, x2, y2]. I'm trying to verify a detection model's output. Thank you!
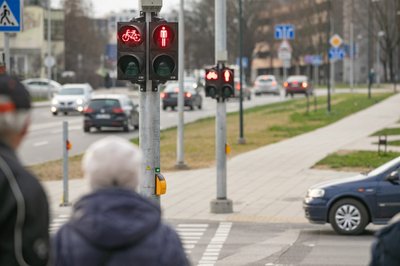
[370, 218, 400, 266]
[0, 141, 50, 266]
[53, 188, 189, 266]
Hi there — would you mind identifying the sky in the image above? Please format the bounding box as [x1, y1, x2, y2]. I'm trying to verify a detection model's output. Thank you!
[52, 0, 180, 17]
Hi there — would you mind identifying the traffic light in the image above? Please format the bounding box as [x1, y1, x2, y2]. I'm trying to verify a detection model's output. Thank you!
[205, 67, 220, 99]
[220, 67, 234, 99]
[149, 22, 178, 81]
[117, 22, 146, 82]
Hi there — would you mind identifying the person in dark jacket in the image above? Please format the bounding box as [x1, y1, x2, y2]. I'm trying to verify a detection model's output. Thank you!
[370, 213, 400, 266]
[0, 75, 50, 265]
[53, 136, 189, 266]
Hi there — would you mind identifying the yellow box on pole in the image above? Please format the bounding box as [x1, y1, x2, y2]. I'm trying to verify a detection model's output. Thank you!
[155, 173, 167, 195]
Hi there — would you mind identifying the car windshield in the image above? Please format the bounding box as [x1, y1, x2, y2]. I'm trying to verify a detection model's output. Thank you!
[367, 156, 400, 176]
[287, 76, 307, 82]
[257, 76, 274, 82]
[89, 99, 120, 110]
[59, 88, 84, 95]
[164, 84, 193, 93]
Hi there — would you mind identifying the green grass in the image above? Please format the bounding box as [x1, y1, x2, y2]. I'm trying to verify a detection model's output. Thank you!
[31, 92, 393, 180]
[372, 140, 400, 146]
[315, 150, 400, 172]
[371, 127, 400, 136]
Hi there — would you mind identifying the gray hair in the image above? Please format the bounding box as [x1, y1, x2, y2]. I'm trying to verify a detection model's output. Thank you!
[0, 111, 31, 141]
[82, 136, 143, 191]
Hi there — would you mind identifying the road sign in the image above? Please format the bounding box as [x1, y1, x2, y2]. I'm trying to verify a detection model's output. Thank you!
[278, 40, 292, 60]
[311, 55, 323, 66]
[236, 57, 248, 69]
[329, 47, 345, 61]
[0, 0, 22, 32]
[274, 24, 295, 40]
[44, 56, 56, 68]
[329, 34, 343, 48]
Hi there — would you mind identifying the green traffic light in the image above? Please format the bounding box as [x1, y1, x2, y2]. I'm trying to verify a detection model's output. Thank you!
[153, 55, 175, 77]
[118, 55, 140, 78]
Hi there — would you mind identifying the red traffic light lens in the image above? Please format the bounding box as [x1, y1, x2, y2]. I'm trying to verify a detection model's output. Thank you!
[206, 71, 218, 80]
[118, 25, 143, 46]
[223, 69, 233, 82]
[153, 24, 175, 48]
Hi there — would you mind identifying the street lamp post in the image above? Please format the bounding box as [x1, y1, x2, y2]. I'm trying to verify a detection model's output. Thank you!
[376, 31, 385, 87]
[238, 0, 245, 144]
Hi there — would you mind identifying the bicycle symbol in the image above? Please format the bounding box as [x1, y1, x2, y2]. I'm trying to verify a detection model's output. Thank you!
[122, 29, 141, 43]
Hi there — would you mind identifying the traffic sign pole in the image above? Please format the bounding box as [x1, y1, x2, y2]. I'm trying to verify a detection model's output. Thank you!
[4, 33, 9, 73]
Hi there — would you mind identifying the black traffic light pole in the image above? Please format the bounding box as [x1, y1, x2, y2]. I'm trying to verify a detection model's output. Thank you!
[238, 0, 246, 144]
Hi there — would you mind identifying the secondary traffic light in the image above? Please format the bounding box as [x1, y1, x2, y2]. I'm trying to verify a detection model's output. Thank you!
[205, 67, 220, 99]
[117, 22, 146, 82]
[221, 67, 234, 99]
[149, 22, 178, 81]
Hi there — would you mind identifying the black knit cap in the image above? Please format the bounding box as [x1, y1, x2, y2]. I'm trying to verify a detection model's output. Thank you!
[0, 75, 31, 110]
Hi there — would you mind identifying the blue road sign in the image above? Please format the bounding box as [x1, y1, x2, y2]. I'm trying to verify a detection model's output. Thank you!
[312, 55, 323, 66]
[0, 0, 22, 32]
[236, 57, 249, 69]
[329, 47, 345, 61]
[274, 24, 295, 40]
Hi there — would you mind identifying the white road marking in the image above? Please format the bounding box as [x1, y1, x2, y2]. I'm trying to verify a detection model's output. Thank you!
[33, 141, 48, 147]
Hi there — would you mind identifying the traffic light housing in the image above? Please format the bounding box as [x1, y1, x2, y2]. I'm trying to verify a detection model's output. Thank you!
[205, 67, 220, 99]
[117, 22, 146, 82]
[221, 67, 234, 99]
[149, 22, 178, 81]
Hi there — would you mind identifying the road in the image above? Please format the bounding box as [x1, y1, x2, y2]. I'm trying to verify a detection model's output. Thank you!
[50, 212, 376, 266]
[20, 91, 287, 165]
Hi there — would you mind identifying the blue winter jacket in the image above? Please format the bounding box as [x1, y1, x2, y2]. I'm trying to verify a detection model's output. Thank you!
[52, 188, 189, 266]
[370, 219, 400, 266]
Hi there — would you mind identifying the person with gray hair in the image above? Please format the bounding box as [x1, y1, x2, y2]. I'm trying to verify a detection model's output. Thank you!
[53, 136, 189, 266]
[0, 75, 50, 265]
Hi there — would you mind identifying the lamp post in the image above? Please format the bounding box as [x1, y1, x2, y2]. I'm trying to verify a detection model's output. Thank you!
[376, 31, 385, 87]
[237, 0, 245, 144]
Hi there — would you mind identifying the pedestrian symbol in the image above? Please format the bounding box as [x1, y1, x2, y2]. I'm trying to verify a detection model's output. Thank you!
[0, 1, 18, 27]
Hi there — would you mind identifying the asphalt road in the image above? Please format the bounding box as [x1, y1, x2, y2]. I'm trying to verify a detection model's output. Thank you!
[50, 213, 377, 266]
[20, 91, 287, 166]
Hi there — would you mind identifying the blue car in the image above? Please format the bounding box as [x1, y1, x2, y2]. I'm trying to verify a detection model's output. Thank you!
[303, 156, 400, 235]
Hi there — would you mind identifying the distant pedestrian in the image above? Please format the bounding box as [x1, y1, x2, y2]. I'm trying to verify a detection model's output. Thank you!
[52, 136, 189, 266]
[370, 213, 400, 266]
[0, 75, 50, 265]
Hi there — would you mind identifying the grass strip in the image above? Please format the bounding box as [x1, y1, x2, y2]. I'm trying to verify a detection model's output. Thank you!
[371, 127, 400, 136]
[30, 93, 392, 181]
[314, 150, 400, 172]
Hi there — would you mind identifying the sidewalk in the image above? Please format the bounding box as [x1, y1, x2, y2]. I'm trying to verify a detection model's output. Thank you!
[43, 93, 400, 224]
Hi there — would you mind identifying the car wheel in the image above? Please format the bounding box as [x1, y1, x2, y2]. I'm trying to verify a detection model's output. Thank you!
[162, 105, 167, 111]
[84, 126, 90, 133]
[329, 198, 369, 235]
[52, 112, 58, 116]
[64, 112, 68, 115]
[171, 106, 175, 111]
[198, 104, 202, 110]
[190, 104, 194, 110]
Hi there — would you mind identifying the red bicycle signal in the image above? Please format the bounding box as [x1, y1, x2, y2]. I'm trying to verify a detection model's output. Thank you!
[118, 25, 143, 46]
[206, 70, 218, 80]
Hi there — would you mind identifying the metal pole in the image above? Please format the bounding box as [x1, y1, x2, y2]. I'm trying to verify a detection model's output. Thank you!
[368, 0, 372, 99]
[376, 34, 380, 87]
[350, 21, 354, 92]
[210, 0, 232, 214]
[238, 0, 245, 144]
[140, 11, 160, 206]
[327, 0, 331, 113]
[61, 121, 70, 206]
[4, 33, 10, 73]
[176, 0, 187, 168]
[47, 0, 52, 80]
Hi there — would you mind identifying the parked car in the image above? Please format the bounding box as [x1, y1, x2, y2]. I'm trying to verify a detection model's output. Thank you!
[283, 75, 313, 97]
[22, 78, 62, 98]
[51, 83, 93, 115]
[233, 78, 251, 101]
[83, 94, 139, 133]
[254, 75, 280, 96]
[303, 156, 400, 235]
[161, 81, 202, 111]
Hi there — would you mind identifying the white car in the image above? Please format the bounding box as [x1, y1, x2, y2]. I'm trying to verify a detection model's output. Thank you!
[51, 83, 93, 115]
[22, 78, 62, 99]
[254, 75, 280, 96]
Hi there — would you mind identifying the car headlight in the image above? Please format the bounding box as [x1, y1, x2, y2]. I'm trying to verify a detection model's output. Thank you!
[76, 98, 84, 105]
[307, 188, 325, 198]
[51, 99, 59, 105]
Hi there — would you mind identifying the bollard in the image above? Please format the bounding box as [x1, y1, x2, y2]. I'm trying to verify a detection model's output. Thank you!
[314, 95, 317, 112]
[60, 121, 71, 207]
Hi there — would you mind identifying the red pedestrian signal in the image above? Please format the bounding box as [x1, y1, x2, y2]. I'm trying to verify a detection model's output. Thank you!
[205, 68, 220, 99]
[149, 22, 178, 81]
[221, 67, 234, 99]
[117, 22, 146, 82]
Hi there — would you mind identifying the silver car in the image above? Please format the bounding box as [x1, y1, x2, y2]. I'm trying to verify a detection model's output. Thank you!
[51, 83, 93, 115]
[22, 78, 62, 98]
[254, 75, 280, 96]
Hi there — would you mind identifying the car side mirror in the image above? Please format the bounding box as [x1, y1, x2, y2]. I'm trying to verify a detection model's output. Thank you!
[385, 170, 400, 183]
